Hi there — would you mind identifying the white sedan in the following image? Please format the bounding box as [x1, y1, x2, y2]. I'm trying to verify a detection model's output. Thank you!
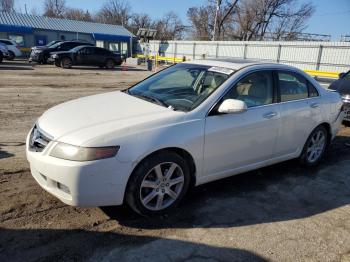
[26, 60, 344, 216]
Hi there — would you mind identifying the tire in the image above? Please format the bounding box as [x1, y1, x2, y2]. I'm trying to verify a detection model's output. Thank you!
[105, 59, 115, 69]
[299, 125, 328, 166]
[61, 57, 72, 69]
[42, 55, 49, 64]
[126, 151, 191, 216]
[7, 51, 15, 60]
[0, 52, 3, 63]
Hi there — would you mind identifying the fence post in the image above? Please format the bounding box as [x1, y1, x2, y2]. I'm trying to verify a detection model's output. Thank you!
[193, 42, 196, 60]
[316, 45, 323, 71]
[243, 43, 248, 59]
[215, 42, 219, 58]
[276, 44, 282, 63]
[174, 42, 177, 63]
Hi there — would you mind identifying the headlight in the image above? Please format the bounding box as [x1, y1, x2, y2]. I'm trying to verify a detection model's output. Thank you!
[51, 54, 57, 58]
[50, 142, 120, 161]
[34, 50, 42, 54]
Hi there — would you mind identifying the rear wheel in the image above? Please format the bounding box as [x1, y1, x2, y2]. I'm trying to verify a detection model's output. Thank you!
[61, 57, 72, 69]
[0, 52, 3, 63]
[299, 125, 328, 166]
[105, 59, 115, 69]
[126, 152, 190, 216]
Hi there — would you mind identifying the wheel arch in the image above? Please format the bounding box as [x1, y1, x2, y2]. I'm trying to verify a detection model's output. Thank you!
[319, 122, 332, 147]
[301, 122, 332, 154]
[127, 147, 197, 192]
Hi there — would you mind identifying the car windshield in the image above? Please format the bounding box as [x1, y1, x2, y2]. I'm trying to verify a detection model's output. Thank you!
[49, 42, 62, 49]
[46, 41, 58, 47]
[127, 63, 233, 111]
[71, 46, 84, 52]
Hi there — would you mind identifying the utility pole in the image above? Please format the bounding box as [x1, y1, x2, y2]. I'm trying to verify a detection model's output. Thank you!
[212, 0, 221, 41]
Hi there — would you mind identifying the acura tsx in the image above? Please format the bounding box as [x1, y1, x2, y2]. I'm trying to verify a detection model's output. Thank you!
[26, 59, 344, 216]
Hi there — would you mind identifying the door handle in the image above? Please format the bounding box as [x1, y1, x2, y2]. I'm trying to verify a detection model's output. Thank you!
[263, 112, 277, 119]
[310, 102, 319, 108]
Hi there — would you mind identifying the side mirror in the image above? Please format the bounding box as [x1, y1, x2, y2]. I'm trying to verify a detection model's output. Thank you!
[339, 72, 345, 78]
[218, 99, 247, 114]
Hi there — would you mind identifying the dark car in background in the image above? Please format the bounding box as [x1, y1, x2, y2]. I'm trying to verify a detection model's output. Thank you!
[329, 70, 350, 126]
[29, 41, 94, 64]
[49, 46, 122, 69]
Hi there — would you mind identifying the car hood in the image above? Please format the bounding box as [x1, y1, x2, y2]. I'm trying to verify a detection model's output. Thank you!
[37, 91, 184, 146]
[32, 46, 48, 51]
[50, 51, 71, 55]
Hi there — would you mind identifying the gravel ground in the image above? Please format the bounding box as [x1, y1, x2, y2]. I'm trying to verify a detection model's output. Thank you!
[1, 60, 350, 262]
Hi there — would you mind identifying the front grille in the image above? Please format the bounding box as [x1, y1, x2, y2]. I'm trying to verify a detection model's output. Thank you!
[29, 125, 52, 152]
[343, 102, 350, 121]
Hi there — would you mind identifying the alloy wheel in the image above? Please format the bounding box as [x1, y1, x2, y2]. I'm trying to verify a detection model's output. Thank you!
[306, 130, 326, 163]
[139, 162, 185, 211]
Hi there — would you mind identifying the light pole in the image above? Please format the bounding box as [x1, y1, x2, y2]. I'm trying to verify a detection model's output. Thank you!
[212, 0, 221, 41]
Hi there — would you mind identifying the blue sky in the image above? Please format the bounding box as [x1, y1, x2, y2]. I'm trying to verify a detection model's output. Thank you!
[15, 0, 350, 40]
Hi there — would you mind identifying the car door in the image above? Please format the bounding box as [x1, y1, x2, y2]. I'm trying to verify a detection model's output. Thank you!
[93, 48, 107, 65]
[203, 70, 280, 178]
[274, 70, 321, 157]
[76, 47, 95, 65]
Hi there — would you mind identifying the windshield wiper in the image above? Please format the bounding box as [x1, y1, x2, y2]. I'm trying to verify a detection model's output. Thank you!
[130, 93, 173, 109]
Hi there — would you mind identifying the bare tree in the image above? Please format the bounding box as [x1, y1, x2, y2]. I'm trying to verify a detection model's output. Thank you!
[273, 3, 315, 40]
[65, 8, 93, 21]
[187, 5, 213, 40]
[187, 0, 239, 40]
[152, 12, 185, 40]
[0, 0, 14, 12]
[129, 13, 152, 35]
[95, 0, 131, 25]
[43, 0, 66, 18]
[188, 0, 314, 41]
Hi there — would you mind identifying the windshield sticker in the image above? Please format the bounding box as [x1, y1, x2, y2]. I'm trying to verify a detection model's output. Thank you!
[208, 67, 234, 75]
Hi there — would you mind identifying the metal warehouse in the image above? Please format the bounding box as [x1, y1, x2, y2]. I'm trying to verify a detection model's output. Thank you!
[0, 11, 134, 56]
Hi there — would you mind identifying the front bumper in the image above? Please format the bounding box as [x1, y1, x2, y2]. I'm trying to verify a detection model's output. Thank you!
[29, 52, 42, 62]
[343, 101, 350, 123]
[26, 130, 132, 207]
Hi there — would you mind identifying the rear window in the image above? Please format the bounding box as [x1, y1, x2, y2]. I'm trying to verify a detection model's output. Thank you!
[0, 40, 12, 45]
[308, 83, 319, 97]
[278, 72, 308, 102]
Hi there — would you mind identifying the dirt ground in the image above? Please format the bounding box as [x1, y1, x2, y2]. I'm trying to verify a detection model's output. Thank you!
[1, 60, 350, 262]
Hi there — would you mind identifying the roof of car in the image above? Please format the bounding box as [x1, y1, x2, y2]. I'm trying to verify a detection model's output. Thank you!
[185, 59, 280, 70]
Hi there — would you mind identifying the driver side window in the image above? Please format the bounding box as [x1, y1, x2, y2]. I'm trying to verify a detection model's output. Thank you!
[223, 71, 274, 108]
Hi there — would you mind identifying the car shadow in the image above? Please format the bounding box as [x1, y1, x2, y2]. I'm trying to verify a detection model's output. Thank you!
[0, 65, 33, 70]
[101, 135, 350, 230]
[67, 66, 148, 72]
[0, 149, 14, 159]
[0, 142, 25, 159]
[0, 228, 267, 262]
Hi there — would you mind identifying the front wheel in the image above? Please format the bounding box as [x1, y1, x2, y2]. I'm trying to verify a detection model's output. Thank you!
[299, 125, 328, 166]
[61, 57, 72, 69]
[105, 59, 115, 69]
[126, 152, 190, 216]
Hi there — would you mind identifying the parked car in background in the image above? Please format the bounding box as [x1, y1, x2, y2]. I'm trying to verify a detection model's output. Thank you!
[49, 46, 122, 69]
[0, 39, 22, 60]
[0, 42, 9, 63]
[26, 60, 344, 216]
[29, 41, 94, 64]
[329, 70, 350, 126]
